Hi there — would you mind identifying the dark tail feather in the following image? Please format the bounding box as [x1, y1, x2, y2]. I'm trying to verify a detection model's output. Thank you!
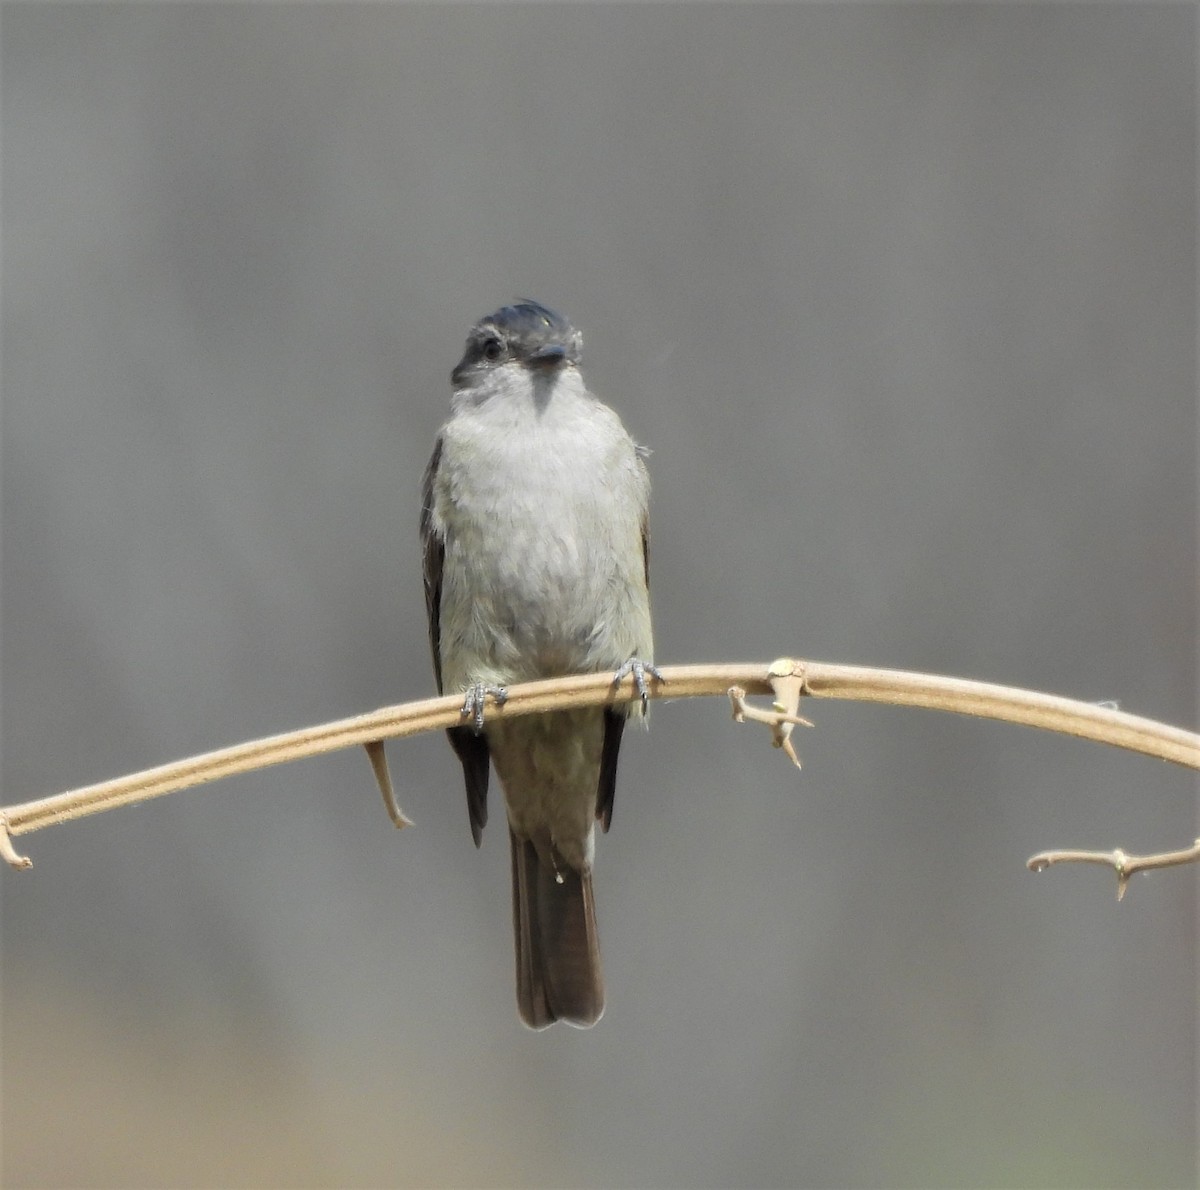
[510, 829, 604, 1029]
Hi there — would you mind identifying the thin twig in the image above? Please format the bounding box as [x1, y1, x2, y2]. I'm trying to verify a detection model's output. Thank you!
[1027, 839, 1200, 901]
[2, 658, 1197, 870]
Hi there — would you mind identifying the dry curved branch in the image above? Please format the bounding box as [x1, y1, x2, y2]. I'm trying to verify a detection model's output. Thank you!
[1027, 839, 1200, 901]
[2, 658, 1197, 871]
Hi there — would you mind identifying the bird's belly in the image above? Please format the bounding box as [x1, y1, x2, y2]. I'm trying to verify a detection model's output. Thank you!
[487, 708, 605, 871]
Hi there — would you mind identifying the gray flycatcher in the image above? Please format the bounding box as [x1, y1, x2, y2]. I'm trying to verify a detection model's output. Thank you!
[421, 300, 655, 1028]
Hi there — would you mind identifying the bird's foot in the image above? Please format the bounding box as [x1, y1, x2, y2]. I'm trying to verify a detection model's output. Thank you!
[460, 682, 508, 733]
[612, 657, 664, 713]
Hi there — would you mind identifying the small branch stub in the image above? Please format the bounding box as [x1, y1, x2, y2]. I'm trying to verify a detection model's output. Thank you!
[729, 657, 814, 769]
[364, 740, 413, 829]
[1027, 838, 1200, 901]
[0, 815, 32, 870]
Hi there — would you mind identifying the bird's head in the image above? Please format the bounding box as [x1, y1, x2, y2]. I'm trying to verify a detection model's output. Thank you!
[451, 300, 583, 392]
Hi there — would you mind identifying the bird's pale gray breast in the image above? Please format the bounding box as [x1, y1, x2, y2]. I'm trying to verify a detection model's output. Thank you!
[433, 384, 650, 691]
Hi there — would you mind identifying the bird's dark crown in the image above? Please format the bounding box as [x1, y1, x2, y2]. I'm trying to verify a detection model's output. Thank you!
[485, 300, 575, 348]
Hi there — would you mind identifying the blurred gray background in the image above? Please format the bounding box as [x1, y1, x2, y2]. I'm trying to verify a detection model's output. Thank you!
[2, 4, 1195, 1187]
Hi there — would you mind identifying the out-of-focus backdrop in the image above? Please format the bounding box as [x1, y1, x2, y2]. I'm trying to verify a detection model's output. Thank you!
[2, 6, 1195, 1187]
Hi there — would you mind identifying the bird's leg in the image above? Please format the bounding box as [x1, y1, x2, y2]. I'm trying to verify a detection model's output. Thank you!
[460, 682, 509, 733]
[611, 657, 665, 713]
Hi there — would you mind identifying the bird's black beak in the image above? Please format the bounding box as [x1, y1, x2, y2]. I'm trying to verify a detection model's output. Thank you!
[528, 344, 568, 369]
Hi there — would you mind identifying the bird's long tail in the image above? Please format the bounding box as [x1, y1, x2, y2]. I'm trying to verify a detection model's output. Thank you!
[510, 828, 604, 1029]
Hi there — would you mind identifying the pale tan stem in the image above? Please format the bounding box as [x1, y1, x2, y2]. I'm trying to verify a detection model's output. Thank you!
[2, 659, 1196, 870]
[1027, 839, 1200, 900]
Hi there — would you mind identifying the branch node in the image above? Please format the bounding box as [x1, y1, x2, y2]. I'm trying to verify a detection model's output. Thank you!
[1026, 838, 1200, 900]
[728, 659, 813, 770]
[0, 814, 33, 870]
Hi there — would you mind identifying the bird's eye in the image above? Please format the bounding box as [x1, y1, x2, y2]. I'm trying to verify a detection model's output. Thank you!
[481, 337, 505, 362]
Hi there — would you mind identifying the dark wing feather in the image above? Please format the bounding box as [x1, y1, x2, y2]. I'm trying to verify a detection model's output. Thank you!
[597, 505, 651, 832]
[597, 708, 625, 833]
[449, 725, 490, 846]
[420, 437, 447, 693]
[641, 509, 651, 591]
[421, 436, 490, 845]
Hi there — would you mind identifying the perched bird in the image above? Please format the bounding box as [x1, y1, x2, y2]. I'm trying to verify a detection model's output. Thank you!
[421, 300, 655, 1028]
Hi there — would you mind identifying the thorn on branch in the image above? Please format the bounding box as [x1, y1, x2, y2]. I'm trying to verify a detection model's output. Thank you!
[729, 657, 813, 770]
[1027, 837, 1200, 901]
